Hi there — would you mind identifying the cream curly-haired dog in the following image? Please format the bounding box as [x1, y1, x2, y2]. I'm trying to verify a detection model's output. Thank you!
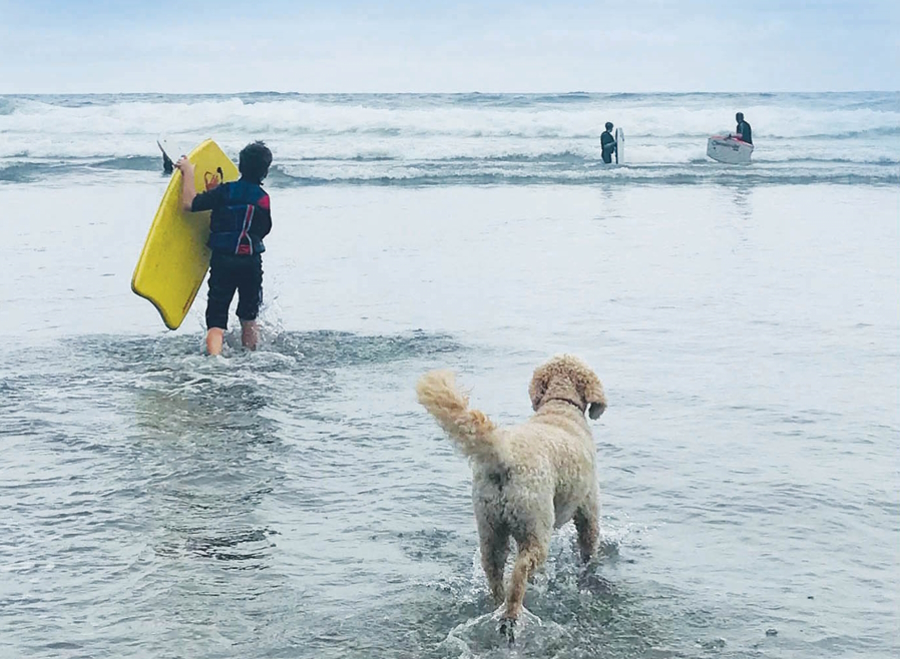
[416, 355, 606, 641]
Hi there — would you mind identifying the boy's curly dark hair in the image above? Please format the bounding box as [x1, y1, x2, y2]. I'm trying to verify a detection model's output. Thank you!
[239, 141, 273, 184]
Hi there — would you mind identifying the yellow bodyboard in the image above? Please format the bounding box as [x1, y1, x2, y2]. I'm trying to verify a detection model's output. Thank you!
[132, 139, 239, 330]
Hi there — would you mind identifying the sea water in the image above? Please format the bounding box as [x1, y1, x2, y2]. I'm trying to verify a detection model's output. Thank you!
[0, 93, 898, 659]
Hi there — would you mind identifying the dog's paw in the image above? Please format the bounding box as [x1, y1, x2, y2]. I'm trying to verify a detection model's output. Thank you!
[498, 617, 516, 645]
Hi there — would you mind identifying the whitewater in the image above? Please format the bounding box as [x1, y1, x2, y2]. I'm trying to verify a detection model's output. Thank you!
[1, 92, 898, 186]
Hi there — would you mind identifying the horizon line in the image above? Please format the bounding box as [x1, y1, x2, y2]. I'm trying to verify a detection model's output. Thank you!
[2, 89, 899, 97]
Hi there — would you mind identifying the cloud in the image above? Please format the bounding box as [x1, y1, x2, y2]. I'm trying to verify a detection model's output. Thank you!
[0, 0, 897, 92]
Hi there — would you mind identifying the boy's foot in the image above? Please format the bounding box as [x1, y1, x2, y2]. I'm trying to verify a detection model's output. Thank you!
[206, 328, 225, 356]
[241, 321, 258, 351]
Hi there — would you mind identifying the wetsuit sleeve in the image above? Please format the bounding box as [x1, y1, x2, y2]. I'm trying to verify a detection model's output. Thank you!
[256, 194, 272, 239]
[256, 214, 272, 239]
[190, 184, 229, 212]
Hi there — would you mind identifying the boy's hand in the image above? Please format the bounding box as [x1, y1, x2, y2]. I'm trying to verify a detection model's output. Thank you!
[175, 156, 195, 177]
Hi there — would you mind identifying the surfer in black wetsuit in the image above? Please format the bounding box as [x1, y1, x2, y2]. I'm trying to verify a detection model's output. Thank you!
[600, 122, 617, 164]
[158, 140, 174, 174]
[735, 112, 752, 144]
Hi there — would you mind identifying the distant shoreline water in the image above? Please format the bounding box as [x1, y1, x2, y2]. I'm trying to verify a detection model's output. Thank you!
[2, 92, 898, 186]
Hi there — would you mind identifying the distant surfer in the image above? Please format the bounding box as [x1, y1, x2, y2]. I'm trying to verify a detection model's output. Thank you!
[175, 141, 273, 356]
[734, 112, 752, 144]
[600, 122, 617, 164]
[158, 140, 174, 174]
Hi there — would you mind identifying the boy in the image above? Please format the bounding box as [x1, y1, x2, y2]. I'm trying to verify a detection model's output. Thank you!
[175, 141, 273, 356]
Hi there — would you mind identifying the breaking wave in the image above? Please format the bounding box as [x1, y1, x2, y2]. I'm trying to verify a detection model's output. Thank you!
[1, 92, 897, 186]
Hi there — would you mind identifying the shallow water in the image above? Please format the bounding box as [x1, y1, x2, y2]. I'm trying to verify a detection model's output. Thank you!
[1, 181, 898, 658]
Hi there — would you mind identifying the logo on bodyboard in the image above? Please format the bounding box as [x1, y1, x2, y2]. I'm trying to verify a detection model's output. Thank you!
[204, 167, 225, 190]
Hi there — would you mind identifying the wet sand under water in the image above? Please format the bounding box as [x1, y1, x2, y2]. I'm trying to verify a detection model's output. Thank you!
[0, 181, 898, 658]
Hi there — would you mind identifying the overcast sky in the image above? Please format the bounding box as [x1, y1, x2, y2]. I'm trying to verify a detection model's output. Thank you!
[1, 0, 896, 93]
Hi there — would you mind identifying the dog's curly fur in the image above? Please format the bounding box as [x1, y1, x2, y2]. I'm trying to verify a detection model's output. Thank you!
[416, 355, 606, 632]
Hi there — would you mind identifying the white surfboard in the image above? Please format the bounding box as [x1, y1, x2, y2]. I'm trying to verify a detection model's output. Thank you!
[707, 134, 753, 164]
[614, 128, 624, 164]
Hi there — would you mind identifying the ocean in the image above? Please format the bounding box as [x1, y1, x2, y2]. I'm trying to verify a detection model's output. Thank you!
[2, 92, 899, 187]
[1, 92, 898, 659]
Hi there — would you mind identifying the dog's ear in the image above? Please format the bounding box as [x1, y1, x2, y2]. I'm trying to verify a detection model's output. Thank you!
[588, 401, 606, 420]
[579, 367, 607, 420]
[529, 363, 550, 411]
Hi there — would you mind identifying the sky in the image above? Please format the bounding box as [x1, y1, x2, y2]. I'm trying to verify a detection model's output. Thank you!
[0, 0, 897, 93]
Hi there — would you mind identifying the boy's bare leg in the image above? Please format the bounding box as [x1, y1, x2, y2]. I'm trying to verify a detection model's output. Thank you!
[206, 328, 225, 356]
[241, 320, 259, 351]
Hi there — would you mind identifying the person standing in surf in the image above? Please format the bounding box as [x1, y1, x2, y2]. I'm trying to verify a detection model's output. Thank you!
[734, 112, 752, 144]
[175, 141, 273, 356]
[600, 122, 617, 164]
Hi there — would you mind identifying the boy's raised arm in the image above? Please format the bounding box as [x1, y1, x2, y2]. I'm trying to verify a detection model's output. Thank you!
[175, 157, 196, 212]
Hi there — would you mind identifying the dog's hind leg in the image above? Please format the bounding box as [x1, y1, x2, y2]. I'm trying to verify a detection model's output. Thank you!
[574, 495, 600, 563]
[479, 529, 510, 604]
[503, 536, 549, 625]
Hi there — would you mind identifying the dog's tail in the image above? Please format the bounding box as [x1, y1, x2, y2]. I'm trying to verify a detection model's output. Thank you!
[416, 370, 500, 462]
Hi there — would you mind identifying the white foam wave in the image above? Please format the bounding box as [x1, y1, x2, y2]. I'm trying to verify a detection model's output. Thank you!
[0, 93, 897, 182]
